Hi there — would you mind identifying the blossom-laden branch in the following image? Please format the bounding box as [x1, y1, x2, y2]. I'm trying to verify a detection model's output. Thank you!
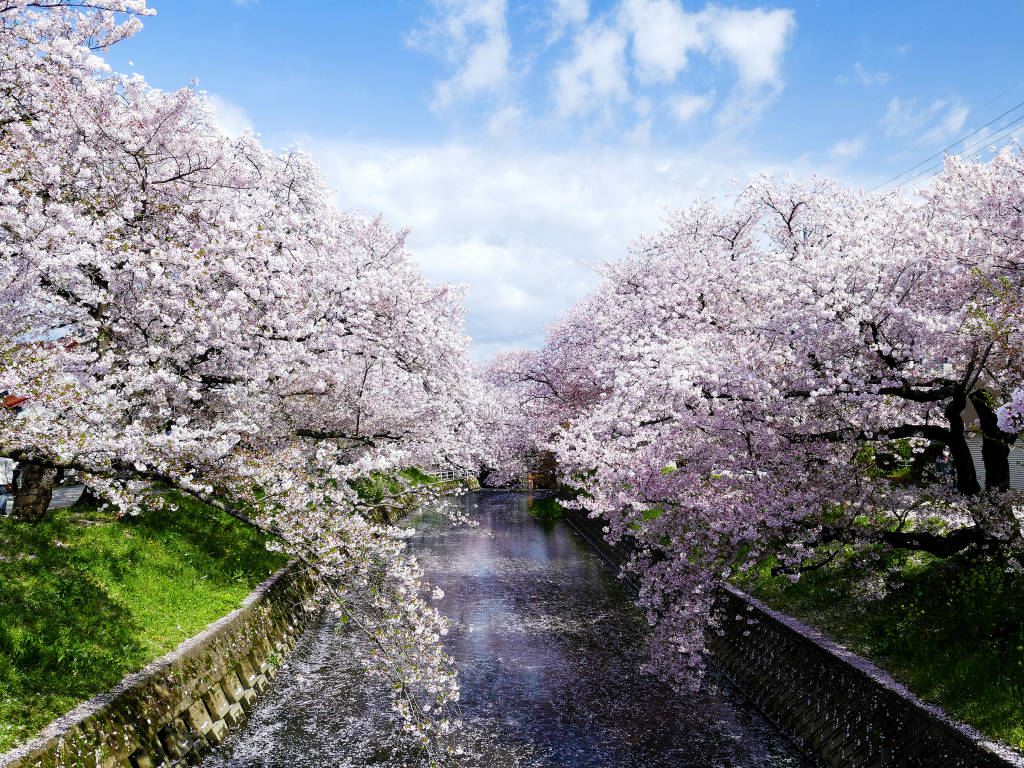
[998, 387, 1024, 435]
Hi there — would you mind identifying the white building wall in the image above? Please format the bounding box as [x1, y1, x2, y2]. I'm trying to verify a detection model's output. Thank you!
[966, 435, 1024, 490]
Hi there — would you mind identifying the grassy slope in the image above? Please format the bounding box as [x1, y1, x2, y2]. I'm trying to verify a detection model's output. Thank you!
[0, 493, 287, 751]
[734, 548, 1024, 753]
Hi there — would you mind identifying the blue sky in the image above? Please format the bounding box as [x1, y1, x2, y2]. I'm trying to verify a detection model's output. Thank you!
[104, 1, 1024, 359]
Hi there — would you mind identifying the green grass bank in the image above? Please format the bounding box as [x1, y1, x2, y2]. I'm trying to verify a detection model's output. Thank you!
[0, 493, 287, 752]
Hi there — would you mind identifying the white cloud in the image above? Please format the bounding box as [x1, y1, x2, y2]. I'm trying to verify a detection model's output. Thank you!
[882, 96, 968, 142]
[622, 0, 705, 83]
[205, 93, 254, 137]
[487, 104, 524, 136]
[881, 97, 914, 136]
[552, 2, 793, 125]
[620, 1, 793, 88]
[549, 0, 588, 39]
[829, 136, 865, 161]
[669, 91, 713, 123]
[713, 88, 776, 133]
[936, 101, 969, 140]
[553, 22, 630, 116]
[408, 1, 796, 133]
[837, 61, 890, 87]
[409, 0, 511, 109]
[298, 137, 796, 361]
[627, 117, 653, 144]
[704, 6, 795, 89]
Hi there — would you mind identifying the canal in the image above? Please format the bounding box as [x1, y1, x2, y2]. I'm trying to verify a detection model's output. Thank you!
[206, 491, 814, 767]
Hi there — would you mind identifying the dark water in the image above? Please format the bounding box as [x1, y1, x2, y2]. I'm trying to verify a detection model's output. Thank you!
[206, 491, 814, 767]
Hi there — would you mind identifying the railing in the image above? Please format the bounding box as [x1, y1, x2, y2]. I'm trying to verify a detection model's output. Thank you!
[420, 465, 472, 483]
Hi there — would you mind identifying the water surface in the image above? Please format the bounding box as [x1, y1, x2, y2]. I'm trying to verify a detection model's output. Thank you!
[207, 491, 813, 767]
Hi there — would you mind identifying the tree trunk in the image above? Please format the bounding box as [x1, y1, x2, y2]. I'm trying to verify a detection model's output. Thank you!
[970, 390, 1016, 492]
[72, 485, 101, 509]
[13, 462, 59, 522]
[945, 393, 981, 495]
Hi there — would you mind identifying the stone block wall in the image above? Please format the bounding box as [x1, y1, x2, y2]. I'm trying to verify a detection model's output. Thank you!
[561, 505, 1024, 768]
[558, 503, 638, 575]
[0, 563, 317, 768]
[709, 586, 1023, 768]
[370, 478, 477, 525]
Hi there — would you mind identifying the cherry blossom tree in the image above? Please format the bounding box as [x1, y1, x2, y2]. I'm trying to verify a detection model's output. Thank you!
[493, 156, 1024, 687]
[0, 1, 489, 756]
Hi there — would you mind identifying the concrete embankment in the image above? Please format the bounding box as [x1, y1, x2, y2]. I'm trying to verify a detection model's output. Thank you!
[0, 563, 316, 768]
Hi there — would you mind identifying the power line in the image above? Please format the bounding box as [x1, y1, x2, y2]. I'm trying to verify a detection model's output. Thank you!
[871, 96, 1024, 192]
[901, 116, 1024, 190]
[852, 78, 1024, 188]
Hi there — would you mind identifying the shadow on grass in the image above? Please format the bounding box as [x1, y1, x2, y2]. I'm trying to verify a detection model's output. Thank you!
[124, 492, 285, 589]
[0, 495, 287, 751]
[0, 514, 146, 749]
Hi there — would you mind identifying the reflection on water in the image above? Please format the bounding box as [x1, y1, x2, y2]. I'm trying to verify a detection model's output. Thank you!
[206, 491, 814, 768]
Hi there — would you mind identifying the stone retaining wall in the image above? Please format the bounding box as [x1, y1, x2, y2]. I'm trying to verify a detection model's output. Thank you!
[560, 504, 1024, 768]
[0, 563, 317, 768]
[560, 507, 636, 569]
[371, 478, 478, 525]
[709, 586, 1022, 768]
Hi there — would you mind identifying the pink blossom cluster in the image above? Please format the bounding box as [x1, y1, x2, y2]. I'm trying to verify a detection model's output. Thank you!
[0, 2, 495, 754]
[490, 159, 1024, 688]
[998, 388, 1024, 434]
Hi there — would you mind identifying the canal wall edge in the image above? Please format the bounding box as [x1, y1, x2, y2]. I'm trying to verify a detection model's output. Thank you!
[0, 562, 317, 768]
[560, 504, 1024, 768]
